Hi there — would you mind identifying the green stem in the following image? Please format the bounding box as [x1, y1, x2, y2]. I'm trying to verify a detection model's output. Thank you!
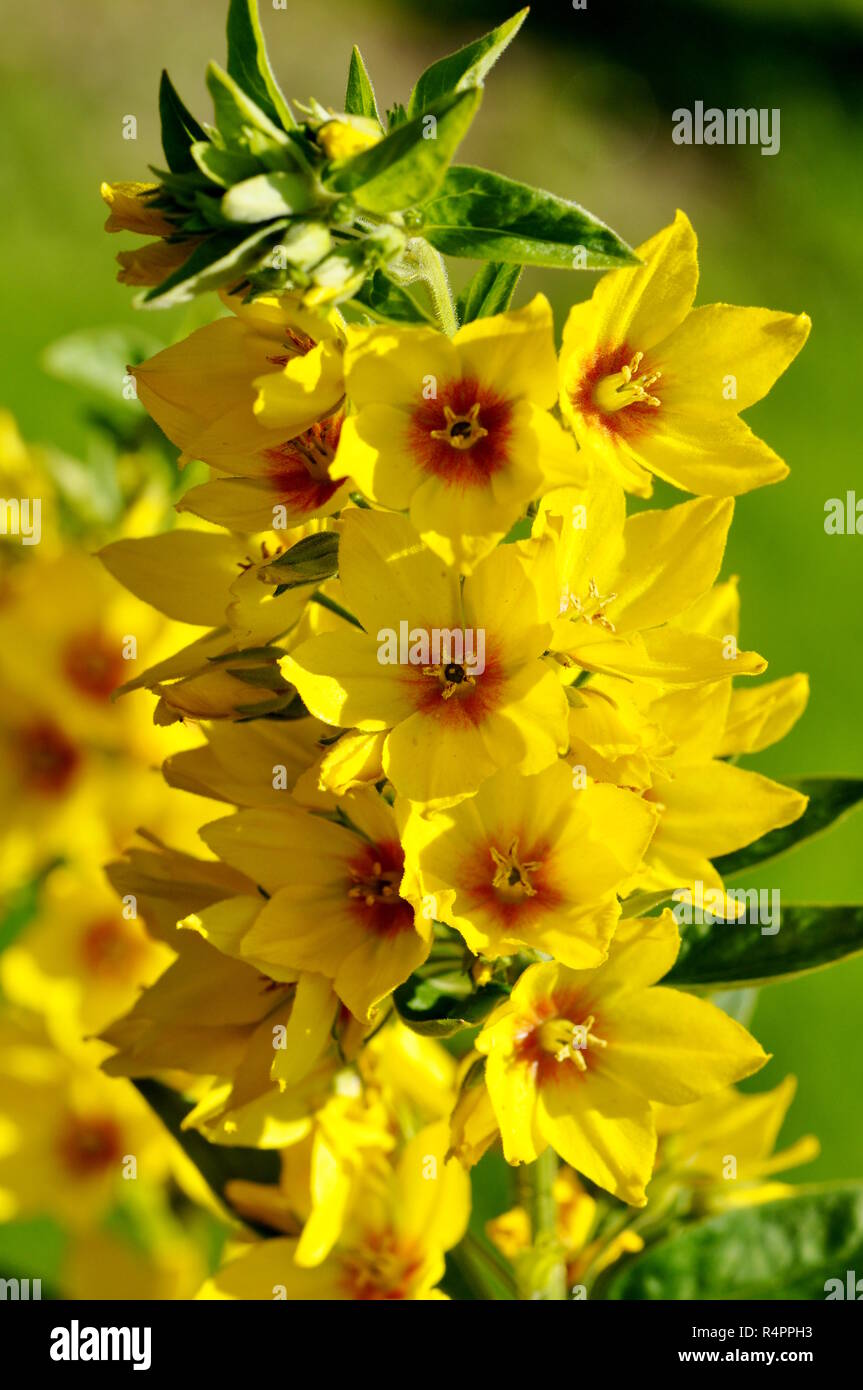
[416, 244, 458, 337]
[451, 1232, 519, 1300]
[518, 1150, 568, 1300]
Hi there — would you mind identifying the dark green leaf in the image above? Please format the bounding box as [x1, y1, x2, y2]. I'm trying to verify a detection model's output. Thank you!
[421, 165, 638, 268]
[141, 222, 287, 307]
[260, 531, 340, 590]
[345, 46, 382, 125]
[406, 9, 527, 118]
[158, 71, 207, 174]
[602, 1185, 863, 1300]
[666, 903, 863, 990]
[715, 776, 863, 880]
[457, 261, 521, 323]
[325, 88, 482, 214]
[134, 1079, 280, 1232]
[226, 0, 295, 130]
[394, 971, 507, 1037]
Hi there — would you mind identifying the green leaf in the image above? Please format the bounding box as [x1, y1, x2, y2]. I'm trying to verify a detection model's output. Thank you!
[191, 141, 263, 188]
[666, 903, 863, 990]
[226, 0, 295, 130]
[221, 172, 316, 223]
[394, 971, 507, 1037]
[345, 46, 382, 125]
[714, 776, 863, 881]
[260, 531, 340, 590]
[158, 71, 207, 174]
[406, 9, 528, 118]
[602, 1185, 863, 1300]
[140, 222, 287, 307]
[325, 88, 482, 215]
[421, 165, 638, 268]
[206, 62, 290, 151]
[456, 261, 521, 323]
[134, 1079, 280, 1232]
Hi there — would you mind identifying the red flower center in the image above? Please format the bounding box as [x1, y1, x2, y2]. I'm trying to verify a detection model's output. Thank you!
[346, 839, 414, 938]
[18, 721, 81, 794]
[63, 631, 125, 701]
[409, 378, 513, 487]
[262, 413, 346, 514]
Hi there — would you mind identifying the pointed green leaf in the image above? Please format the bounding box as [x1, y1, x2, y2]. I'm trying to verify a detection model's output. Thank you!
[394, 971, 507, 1037]
[134, 1079, 280, 1232]
[260, 531, 340, 590]
[324, 88, 482, 214]
[345, 46, 382, 125]
[456, 261, 521, 323]
[158, 71, 207, 174]
[406, 9, 528, 118]
[602, 1186, 863, 1300]
[665, 903, 863, 990]
[226, 0, 295, 130]
[421, 165, 638, 268]
[140, 221, 287, 307]
[207, 62, 291, 151]
[714, 776, 863, 881]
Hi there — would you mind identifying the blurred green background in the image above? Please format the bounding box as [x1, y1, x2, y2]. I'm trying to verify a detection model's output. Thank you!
[1, 0, 862, 1185]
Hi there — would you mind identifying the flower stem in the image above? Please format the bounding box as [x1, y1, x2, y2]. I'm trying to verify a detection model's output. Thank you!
[518, 1149, 568, 1300]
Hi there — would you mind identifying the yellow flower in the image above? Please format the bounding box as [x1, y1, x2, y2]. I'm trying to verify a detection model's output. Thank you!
[200, 789, 431, 1021]
[100, 181, 175, 237]
[573, 667, 809, 903]
[284, 509, 569, 805]
[0, 863, 172, 1045]
[653, 1076, 819, 1209]
[317, 114, 382, 159]
[401, 761, 658, 968]
[559, 210, 810, 496]
[536, 470, 767, 686]
[116, 237, 202, 289]
[198, 1121, 469, 1300]
[133, 289, 346, 470]
[0, 1014, 171, 1229]
[474, 911, 768, 1204]
[337, 295, 582, 568]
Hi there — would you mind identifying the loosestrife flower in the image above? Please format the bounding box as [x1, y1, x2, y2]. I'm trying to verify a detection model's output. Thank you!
[285, 509, 569, 805]
[336, 295, 582, 569]
[558, 210, 810, 497]
[401, 761, 657, 968]
[200, 789, 431, 1021]
[474, 912, 768, 1204]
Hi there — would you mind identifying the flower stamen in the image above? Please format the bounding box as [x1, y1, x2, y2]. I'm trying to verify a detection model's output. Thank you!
[430, 402, 489, 451]
[592, 351, 662, 413]
[537, 1014, 607, 1070]
[490, 837, 542, 900]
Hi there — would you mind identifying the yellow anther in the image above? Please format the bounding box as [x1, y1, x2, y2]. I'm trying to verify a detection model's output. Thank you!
[537, 1014, 607, 1066]
[593, 351, 662, 413]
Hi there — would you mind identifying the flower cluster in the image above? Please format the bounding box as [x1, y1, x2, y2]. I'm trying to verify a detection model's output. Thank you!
[96, 173, 817, 1297]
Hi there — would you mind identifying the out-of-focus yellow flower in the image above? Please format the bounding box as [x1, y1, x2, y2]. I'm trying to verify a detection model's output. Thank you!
[100, 181, 176, 237]
[199, 1121, 469, 1300]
